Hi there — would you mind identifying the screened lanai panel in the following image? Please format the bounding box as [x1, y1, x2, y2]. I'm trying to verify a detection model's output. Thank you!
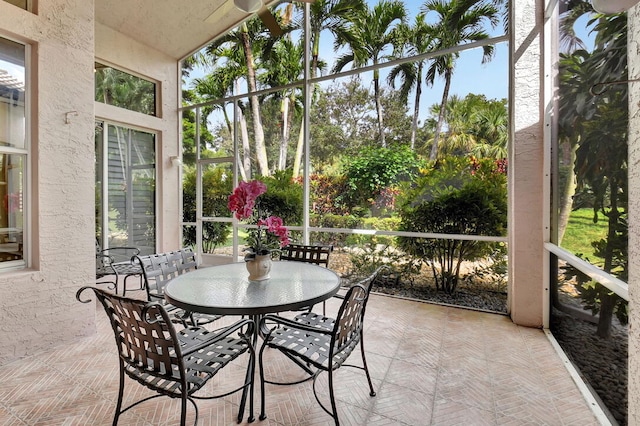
[553, 5, 628, 281]
[549, 4, 628, 424]
[202, 105, 235, 159]
[200, 161, 233, 254]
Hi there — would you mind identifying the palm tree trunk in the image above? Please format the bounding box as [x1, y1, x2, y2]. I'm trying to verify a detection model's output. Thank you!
[410, 63, 423, 150]
[293, 123, 304, 178]
[235, 81, 251, 180]
[293, 48, 320, 178]
[430, 68, 452, 160]
[239, 109, 251, 181]
[596, 179, 621, 338]
[373, 68, 386, 147]
[278, 96, 290, 170]
[241, 29, 269, 176]
[557, 142, 577, 243]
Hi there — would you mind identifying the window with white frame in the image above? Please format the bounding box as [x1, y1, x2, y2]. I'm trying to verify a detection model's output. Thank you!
[0, 36, 26, 267]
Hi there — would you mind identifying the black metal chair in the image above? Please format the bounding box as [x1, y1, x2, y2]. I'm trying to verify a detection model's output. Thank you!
[76, 286, 255, 425]
[95, 240, 143, 295]
[292, 265, 387, 331]
[134, 248, 222, 327]
[279, 244, 334, 314]
[258, 283, 376, 425]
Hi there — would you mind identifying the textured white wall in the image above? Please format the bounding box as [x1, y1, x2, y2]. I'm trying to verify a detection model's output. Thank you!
[509, 0, 545, 327]
[0, 0, 97, 365]
[628, 6, 640, 424]
[0, 1, 182, 366]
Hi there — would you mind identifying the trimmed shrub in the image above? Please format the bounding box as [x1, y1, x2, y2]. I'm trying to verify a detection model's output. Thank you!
[397, 156, 507, 294]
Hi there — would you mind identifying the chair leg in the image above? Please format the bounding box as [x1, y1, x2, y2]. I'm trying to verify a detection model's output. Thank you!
[360, 332, 376, 397]
[258, 342, 268, 421]
[113, 363, 125, 426]
[328, 369, 340, 426]
[180, 394, 188, 426]
[248, 348, 256, 423]
[238, 346, 255, 423]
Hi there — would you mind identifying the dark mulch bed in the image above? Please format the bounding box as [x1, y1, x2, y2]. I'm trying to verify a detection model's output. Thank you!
[551, 308, 628, 425]
[368, 279, 508, 313]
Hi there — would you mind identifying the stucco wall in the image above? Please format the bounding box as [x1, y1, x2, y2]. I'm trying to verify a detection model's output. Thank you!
[0, 0, 97, 365]
[0, 1, 182, 366]
[628, 6, 639, 425]
[509, 0, 545, 327]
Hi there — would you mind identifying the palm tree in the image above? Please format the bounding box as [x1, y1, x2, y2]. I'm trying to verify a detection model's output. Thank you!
[203, 18, 272, 177]
[426, 93, 507, 158]
[192, 58, 252, 181]
[333, 0, 407, 147]
[472, 99, 507, 158]
[423, 0, 498, 160]
[306, 0, 364, 77]
[259, 37, 306, 171]
[387, 14, 432, 149]
[289, 0, 363, 177]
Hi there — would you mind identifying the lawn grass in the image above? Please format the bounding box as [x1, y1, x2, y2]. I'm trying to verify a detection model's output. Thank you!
[561, 208, 607, 266]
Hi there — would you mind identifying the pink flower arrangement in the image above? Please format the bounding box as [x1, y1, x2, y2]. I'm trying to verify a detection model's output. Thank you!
[228, 180, 290, 258]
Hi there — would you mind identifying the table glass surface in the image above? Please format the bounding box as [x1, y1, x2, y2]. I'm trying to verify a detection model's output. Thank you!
[164, 261, 341, 316]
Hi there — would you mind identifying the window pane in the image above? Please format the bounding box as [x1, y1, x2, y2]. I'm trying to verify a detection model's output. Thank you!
[0, 37, 25, 149]
[0, 154, 24, 262]
[94, 62, 157, 116]
[98, 124, 156, 254]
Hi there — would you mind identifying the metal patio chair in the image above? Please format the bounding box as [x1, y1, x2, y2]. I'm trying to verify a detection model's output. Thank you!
[76, 286, 255, 425]
[134, 248, 221, 327]
[95, 240, 143, 295]
[292, 265, 388, 331]
[279, 243, 334, 314]
[258, 283, 376, 425]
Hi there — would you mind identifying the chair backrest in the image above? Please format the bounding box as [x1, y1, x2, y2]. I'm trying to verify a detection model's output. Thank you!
[176, 247, 198, 274]
[96, 239, 141, 264]
[279, 244, 333, 267]
[135, 248, 197, 303]
[356, 265, 389, 296]
[76, 286, 184, 385]
[331, 284, 368, 360]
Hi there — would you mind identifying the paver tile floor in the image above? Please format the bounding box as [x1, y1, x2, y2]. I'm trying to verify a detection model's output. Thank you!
[0, 287, 602, 425]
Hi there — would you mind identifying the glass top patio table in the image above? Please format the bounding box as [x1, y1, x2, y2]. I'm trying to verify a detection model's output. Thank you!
[164, 261, 341, 316]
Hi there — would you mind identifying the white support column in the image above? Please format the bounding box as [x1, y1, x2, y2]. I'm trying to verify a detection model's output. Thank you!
[508, 0, 545, 327]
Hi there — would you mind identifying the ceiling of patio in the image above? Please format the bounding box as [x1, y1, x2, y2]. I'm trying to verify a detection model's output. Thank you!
[96, 0, 276, 59]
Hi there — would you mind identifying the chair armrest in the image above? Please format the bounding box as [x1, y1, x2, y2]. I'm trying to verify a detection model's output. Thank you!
[260, 314, 333, 336]
[181, 318, 255, 355]
[99, 246, 141, 263]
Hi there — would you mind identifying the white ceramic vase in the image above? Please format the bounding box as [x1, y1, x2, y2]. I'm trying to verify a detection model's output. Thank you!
[246, 254, 272, 281]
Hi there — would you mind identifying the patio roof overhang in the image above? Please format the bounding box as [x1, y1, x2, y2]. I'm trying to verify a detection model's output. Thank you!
[96, 0, 279, 60]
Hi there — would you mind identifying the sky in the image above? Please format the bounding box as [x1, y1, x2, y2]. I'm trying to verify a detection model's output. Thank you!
[185, 0, 509, 126]
[314, 0, 509, 120]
